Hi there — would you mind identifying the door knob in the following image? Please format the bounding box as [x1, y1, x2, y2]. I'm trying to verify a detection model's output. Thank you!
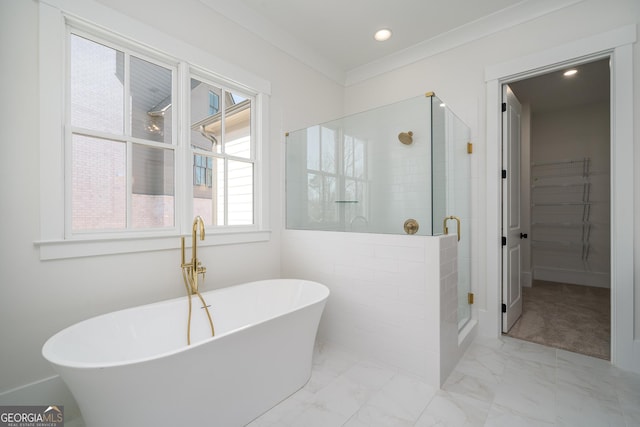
[520, 233, 528, 239]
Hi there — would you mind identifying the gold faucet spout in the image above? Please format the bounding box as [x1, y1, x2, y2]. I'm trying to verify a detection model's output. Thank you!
[192, 215, 205, 264]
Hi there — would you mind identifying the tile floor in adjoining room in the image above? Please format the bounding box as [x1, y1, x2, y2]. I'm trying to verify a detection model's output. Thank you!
[248, 336, 640, 427]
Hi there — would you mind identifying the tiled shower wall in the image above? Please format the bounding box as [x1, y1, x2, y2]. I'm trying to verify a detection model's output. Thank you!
[281, 230, 463, 386]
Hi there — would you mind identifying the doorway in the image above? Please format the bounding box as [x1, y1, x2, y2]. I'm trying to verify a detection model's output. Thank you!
[503, 57, 611, 360]
[501, 58, 612, 359]
[484, 25, 636, 372]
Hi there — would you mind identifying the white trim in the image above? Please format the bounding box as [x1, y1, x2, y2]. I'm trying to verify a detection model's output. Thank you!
[609, 42, 635, 370]
[39, 0, 270, 94]
[35, 230, 271, 261]
[485, 25, 636, 81]
[483, 26, 636, 373]
[38, 0, 272, 259]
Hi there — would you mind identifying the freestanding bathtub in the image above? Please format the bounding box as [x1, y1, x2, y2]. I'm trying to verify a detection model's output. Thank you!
[42, 279, 329, 427]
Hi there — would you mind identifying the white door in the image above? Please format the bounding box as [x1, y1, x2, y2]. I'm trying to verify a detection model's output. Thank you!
[502, 85, 523, 333]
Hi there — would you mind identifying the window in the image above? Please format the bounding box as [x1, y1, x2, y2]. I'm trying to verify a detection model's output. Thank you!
[66, 28, 257, 236]
[208, 91, 219, 115]
[189, 78, 254, 226]
[194, 155, 213, 188]
[36, 2, 271, 259]
[69, 33, 175, 232]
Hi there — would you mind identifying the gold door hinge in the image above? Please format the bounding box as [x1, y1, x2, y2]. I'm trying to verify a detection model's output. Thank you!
[425, 91, 435, 97]
[468, 292, 474, 305]
[467, 142, 473, 154]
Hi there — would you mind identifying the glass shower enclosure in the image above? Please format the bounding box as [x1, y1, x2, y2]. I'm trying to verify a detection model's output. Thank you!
[285, 93, 472, 330]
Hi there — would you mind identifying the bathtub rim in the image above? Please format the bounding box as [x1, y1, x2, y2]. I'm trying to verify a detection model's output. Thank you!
[42, 278, 329, 370]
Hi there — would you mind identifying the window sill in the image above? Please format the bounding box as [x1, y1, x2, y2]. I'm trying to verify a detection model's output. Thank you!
[35, 230, 271, 260]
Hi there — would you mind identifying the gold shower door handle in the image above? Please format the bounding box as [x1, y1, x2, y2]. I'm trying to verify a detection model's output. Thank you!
[443, 216, 461, 241]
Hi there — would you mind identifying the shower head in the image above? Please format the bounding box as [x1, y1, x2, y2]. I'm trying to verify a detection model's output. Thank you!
[398, 131, 413, 145]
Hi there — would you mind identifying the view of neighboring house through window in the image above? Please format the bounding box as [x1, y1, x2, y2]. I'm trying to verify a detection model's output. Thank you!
[68, 29, 255, 235]
[190, 78, 254, 226]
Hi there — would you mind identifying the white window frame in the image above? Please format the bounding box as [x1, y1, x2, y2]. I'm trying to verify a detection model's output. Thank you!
[36, 0, 271, 260]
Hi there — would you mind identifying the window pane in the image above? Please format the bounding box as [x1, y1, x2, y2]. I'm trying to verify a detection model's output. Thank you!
[354, 139, 365, 178]
[306, 126, 320, 170]
[190, 78, 221, 153]
[307, 173, 322, 223]
[343, 135, 354, 176]
[130, 56, 173, 144]
[193, 155, 224, 226]
[70, 34, 124, 134]
[72, 134, 126, 231]
[224, 91, 251, 158]
[228, 160, 253, 225]
[324, 176, 337, 222]
[131, 144, 175, 228]
[321, 127, 336, 173]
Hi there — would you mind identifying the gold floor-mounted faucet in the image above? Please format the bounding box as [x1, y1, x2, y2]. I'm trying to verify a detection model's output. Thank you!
[182, 216, 207, 294]
[181, 216, 215, 345]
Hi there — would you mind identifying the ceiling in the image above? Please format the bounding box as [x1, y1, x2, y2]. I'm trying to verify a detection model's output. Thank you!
[509, 58, 610, 113]
[199, 0, 584, 85]
[236, 0, 523, 71]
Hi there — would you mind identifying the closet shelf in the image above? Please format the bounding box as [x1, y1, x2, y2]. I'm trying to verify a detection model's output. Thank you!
[531, 182, 588, 189]
[531, 157, 591, 263]
[532, 202, 591, 207]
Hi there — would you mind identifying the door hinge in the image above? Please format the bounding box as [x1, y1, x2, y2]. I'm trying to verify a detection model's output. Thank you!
[502, 303, 507, 313]
[502, 236, 507, 246]
[501, 169, 507, 179]
[502, 102, 507, 112]
[468, 292, 474, 305]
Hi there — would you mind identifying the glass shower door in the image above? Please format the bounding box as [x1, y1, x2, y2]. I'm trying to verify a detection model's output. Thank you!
[449, 111, 471, 330]
[432, 94, 472, 330]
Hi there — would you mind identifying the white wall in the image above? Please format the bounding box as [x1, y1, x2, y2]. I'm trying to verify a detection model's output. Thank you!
[342, 0, 639, 340]
[0, 0, 344, 395]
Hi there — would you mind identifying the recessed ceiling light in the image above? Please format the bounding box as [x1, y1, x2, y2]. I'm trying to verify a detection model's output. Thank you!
[563, 69, 578, 77]
[374, 28, 392, 42]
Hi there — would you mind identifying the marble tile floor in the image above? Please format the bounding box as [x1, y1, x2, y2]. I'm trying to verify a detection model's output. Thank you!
[248, 336, 640, 427]
[67, 336, 640, 426]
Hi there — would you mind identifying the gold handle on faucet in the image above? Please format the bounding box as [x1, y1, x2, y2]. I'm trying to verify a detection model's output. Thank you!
[403, 218, 419, 235]
[443, 215, 461, 241]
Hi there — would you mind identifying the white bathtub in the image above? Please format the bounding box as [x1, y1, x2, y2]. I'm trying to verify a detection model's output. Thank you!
[42, 279, 329, 427]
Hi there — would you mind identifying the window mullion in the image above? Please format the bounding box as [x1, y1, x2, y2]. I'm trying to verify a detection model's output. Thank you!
[124, 52, 132, 229]
[63, 27, 73, 239]
[224, 157, 229, 226]
[177, 62, 190, 234]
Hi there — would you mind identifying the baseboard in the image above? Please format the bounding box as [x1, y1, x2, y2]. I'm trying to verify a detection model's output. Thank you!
[0, 375, 81, 421]
[533, 267, 610, 288]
